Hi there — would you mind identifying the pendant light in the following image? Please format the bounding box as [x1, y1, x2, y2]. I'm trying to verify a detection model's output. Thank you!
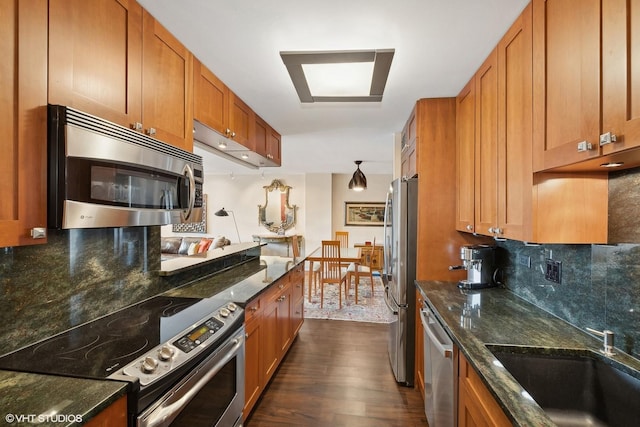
[348, 160, 367, 191]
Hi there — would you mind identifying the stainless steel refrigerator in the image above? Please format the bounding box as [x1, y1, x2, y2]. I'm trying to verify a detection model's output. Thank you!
[383, 177, 417, 386]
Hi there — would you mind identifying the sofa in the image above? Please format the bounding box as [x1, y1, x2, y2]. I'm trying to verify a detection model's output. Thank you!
[161, 235, 231, 258]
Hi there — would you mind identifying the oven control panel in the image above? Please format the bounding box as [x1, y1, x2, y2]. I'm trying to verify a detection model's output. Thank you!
[174, 317, 224, 353]
[115, 301, 243, 386]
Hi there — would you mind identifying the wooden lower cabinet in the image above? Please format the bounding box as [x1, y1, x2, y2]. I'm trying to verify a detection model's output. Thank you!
[415, 290, 425, 399]
[84, 395, 127, 427]
[243, 267, 304, 421]
[458, 353, 511, 427]
[243, 296, 263, 418]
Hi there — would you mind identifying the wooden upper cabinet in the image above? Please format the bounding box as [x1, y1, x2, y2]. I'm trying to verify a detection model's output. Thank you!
[532, 0, 602, 171]
[455, 80, 476, 233]
[474, 49, 499, 237]
[49, 1, 193, 151]
[401, 107, 417, 178]
[48, 0, 143, 129]
[267, 127, 282, 165]
[229, 92, 254, 148]
[194, 58, 230, 135]
[601, 0, 640, 155]
[254, 114, 269, 157]
[497, 4, 533, 241]
[141, 10, 193, 151]
[0, 0, 48, 248]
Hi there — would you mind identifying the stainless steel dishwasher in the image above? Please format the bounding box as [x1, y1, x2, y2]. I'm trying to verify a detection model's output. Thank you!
[420, 302, 454, 427]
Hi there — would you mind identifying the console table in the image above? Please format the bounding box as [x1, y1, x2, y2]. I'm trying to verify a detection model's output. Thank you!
[252, 234, 302, 257]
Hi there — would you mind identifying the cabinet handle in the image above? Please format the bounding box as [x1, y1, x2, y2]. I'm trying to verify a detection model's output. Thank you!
[146, 127, 156, 136]
[30, 228, 46, 239]
[278, 284, 284, 289]
[488, 227, 495, 233]
[250, 306, 258, 312]
[599, 132, 618, 146]
[466, 224, 473, 231]
[130, 122, 143, 131]
[576, 141, 594, 152]
[494, 227, 503, 235]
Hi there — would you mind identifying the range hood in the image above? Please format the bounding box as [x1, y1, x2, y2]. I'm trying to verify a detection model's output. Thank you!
[193, 120, 279, 169]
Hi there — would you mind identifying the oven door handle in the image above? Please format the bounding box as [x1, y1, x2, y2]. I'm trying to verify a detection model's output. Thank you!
[141, 334, 244, 427]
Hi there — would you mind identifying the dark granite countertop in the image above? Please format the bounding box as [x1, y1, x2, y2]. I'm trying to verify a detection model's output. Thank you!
[164, 255, 304, 304]
[0, 370, 127, 426]
[415, 280, 640, 427]
[0, 254, 302, 426]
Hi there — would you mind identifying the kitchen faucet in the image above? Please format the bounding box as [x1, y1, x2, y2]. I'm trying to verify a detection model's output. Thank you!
[586, 327, 615, 356]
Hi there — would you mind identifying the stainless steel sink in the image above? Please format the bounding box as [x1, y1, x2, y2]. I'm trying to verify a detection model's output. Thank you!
[487, 346, 640, 427]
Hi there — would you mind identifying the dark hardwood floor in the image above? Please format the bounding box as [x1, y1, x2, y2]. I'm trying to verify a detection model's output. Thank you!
[245, 319, 429, 426]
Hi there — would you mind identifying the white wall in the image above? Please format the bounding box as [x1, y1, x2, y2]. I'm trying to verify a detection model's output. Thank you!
[331, 174, 392, 247]
[162, 171, 392, 254]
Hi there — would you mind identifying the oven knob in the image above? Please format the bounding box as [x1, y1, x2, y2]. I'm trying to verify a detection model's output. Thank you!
[158, 345, 175, 361]
[141, 357, 159, 374]
[219, 308, 230, 318]
[227, 302, 237, 312]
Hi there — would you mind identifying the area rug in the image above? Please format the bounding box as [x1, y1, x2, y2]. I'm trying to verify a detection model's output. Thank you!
[304, 273, 395, 323]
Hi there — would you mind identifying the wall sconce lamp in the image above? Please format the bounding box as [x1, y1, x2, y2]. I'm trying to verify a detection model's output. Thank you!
[214, 207, 241, 243]
[348, 160, 367, 191]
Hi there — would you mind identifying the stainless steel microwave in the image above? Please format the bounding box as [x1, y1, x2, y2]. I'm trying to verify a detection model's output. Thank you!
[48, 105, 204, 229]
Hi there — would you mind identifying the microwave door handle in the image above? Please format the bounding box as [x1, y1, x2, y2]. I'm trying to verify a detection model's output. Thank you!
[141, 335, 244, 427]
[421, 309, 453, 359]
[182, 164, 196, 220]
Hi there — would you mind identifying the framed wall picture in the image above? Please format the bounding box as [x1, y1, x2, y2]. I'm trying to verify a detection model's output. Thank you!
[344, 202, 385, 226]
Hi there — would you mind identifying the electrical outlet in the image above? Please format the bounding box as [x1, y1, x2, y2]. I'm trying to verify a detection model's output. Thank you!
[517, 254, 531, 268]
[544, 259, 562, 284]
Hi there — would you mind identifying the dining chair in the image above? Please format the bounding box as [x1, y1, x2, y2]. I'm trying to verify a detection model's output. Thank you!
[319, 240, 348, 308]
[292, 235, 320, 296]
[346, 238, 376, 304]
[334, 231, 349, 248]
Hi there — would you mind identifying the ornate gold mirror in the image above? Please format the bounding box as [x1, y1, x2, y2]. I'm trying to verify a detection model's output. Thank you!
[258, 179, 297, 233]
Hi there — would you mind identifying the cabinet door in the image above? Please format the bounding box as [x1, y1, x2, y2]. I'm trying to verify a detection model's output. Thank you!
[229, 92, 253, 148]
[458, 353, 511, 427]
[277, 286, 292, 354]
[194, 58, 229, 136]
[601, 0, 640, 155]
[415, 291, 425, 399]
[142, 11, 193, 151]
[48, 0, 142, 128]
[262, 291, 279, 383]
[267, 127, 282, 165]
[532, 0, 601, 171]
[243, 316, 262, 419]
[455, 80, 476, 233]
[0, 0, 48, 248]
[254, 114, 268, 157]
[84, 395, 127, 427]
[474, 49, 499, 237]
[497, 3, 533, 241]
[401, 107, 418, 178]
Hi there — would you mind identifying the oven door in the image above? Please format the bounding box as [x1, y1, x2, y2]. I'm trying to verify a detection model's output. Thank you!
[137, 327, 245, 427]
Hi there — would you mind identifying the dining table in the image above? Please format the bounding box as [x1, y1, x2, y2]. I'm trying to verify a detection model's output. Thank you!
[305, 246, 362, 303]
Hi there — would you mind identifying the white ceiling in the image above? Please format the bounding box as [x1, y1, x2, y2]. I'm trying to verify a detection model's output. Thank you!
[138, 0, 530, 176]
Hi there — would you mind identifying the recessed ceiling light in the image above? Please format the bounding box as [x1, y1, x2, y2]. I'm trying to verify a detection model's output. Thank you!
[218, 141, 227, 149]
[600, 162, 624, 168]
[280, 49, 394, 103]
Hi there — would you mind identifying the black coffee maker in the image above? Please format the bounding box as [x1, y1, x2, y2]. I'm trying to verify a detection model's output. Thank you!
[448, 244, 498, 289]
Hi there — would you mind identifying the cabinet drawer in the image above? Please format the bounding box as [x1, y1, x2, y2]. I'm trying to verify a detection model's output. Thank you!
[245, 297, 262, 322]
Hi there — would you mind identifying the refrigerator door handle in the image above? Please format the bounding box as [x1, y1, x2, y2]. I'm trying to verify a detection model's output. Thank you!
[384, 286, 399, 315]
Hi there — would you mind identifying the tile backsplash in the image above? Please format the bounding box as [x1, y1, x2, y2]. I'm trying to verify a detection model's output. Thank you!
[0, 227, 165, 354]
[495, 167, 640, 360]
